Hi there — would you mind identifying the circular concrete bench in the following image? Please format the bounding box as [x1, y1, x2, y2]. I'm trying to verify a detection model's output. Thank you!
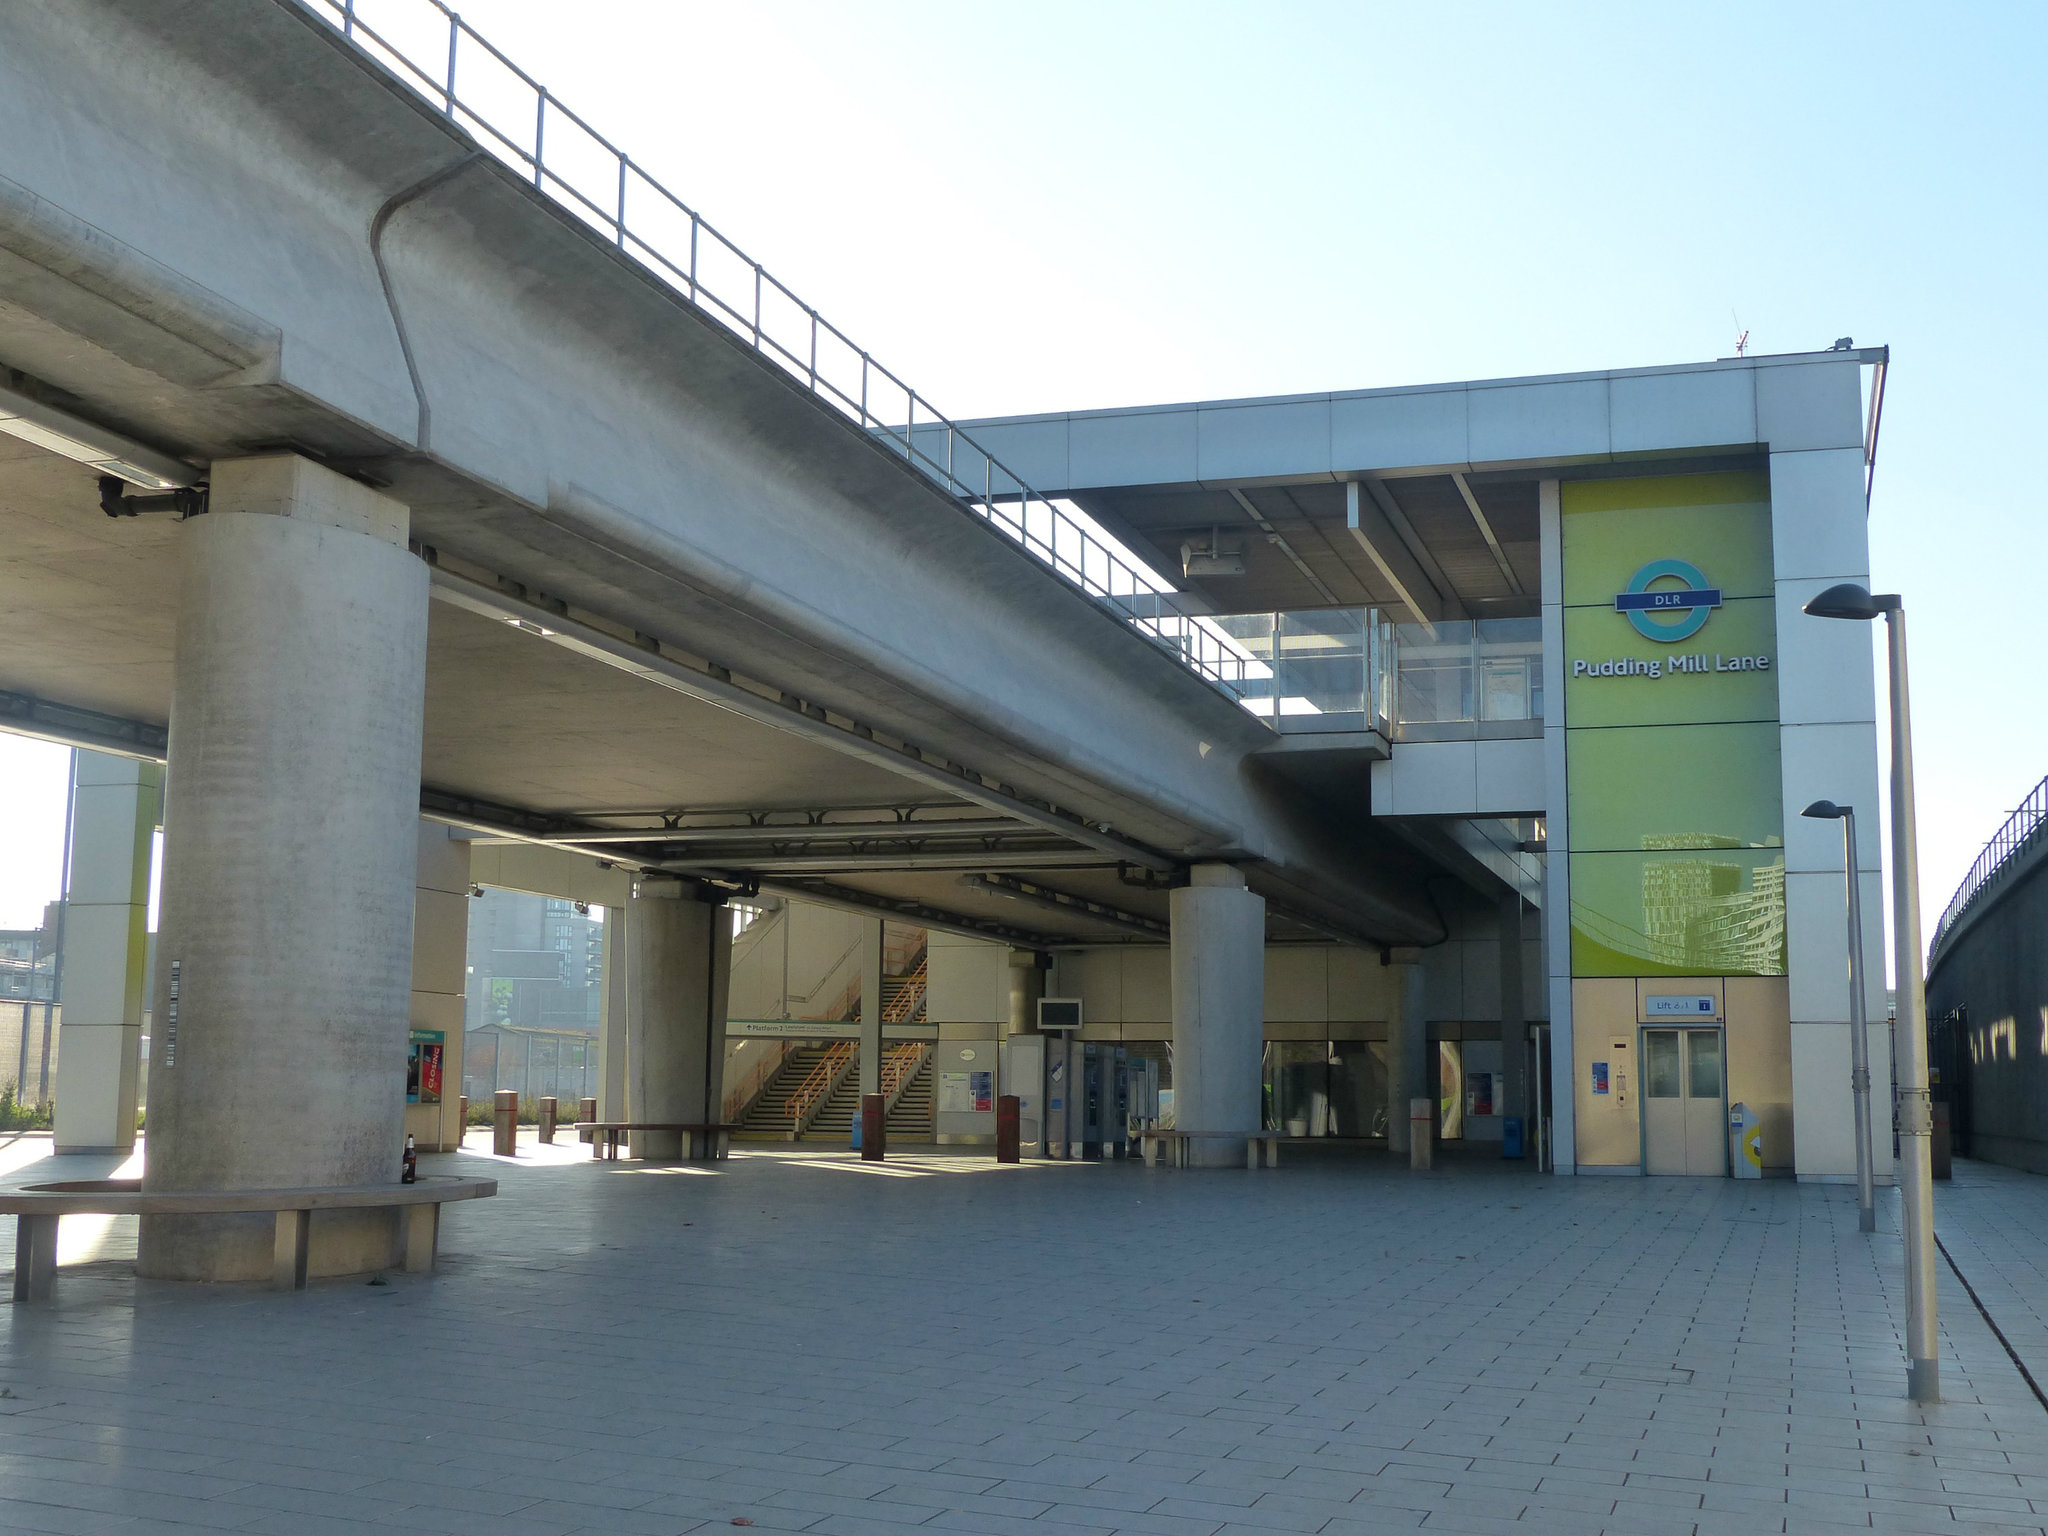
[2, 1175, 496, 1303]
[1133, 1129, 1281, 1169]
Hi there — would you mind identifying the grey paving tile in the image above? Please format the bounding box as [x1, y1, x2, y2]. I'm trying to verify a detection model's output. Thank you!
[8, 1149, 2048, 1536]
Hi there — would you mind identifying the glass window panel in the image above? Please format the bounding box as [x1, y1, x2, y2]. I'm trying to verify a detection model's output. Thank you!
[1267, 1041, 1332, 1135]
[1645, 1031, 1682, 1097]
[1329, 1040, 1386, 1137]
[1686, 1030, 1723, 1099]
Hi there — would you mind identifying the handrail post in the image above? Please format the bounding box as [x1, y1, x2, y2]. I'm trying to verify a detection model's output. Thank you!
[532, 89, 545, 187]
[752, 264, 762, 347]
[615, 154, 627, 248]
[444, 13, 458, 116]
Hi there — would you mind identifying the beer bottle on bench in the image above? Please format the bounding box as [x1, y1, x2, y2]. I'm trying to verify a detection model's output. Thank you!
[401, 1133, 418, 1184]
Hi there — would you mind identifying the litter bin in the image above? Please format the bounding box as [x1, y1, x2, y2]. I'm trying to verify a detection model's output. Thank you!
[1729, 1101, 1762, 1179]
[1501, 1115, 1524, 1160]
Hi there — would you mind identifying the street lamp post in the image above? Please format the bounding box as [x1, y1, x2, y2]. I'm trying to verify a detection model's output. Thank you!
[1800, 799, 1877, 1234]
[1803, 583, 1938, 1403]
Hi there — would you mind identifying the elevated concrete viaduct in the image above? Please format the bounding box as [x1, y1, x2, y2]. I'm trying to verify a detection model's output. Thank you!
[5, 1, 1890, 1252]
[0, 0, 1498, 1256]
[0, 0, 1438, 952]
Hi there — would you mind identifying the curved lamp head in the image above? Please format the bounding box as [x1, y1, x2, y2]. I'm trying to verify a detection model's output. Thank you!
[1804, 583, 1901, 621]
[1801, 799, 1850, 820]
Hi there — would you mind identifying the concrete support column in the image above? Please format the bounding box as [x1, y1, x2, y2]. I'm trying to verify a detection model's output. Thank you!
[1385, 948, 1427, 1155]
[52, 751, 161, 1154]
[859, 917, 883, 1099]
[597, 905, 627, 1121]
[140, 455, 428, 1282]
[1498, 895, 1529, 1140]
[1005, 948, 1046, 1035]
[624, 880, 730, 1157]
[1169, 864, 1264, 1168]
[409, 824, 470, 1153]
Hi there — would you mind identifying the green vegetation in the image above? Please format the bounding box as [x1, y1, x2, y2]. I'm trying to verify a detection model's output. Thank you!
[462, 1096, 587, 1128]
[0, 1084, 53, 1131]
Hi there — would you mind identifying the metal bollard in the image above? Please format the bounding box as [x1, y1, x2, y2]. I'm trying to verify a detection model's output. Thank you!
[492, 1089, 519, 1157]
[995, 1094, 1020, 1163]
[860, 1093, 887, 1162]
[578, 1095, 597, 1126]
[538, 1096, 557, 1144]
[1409, 1096, 1434, 1171]
[458, 1095, 468, 1138]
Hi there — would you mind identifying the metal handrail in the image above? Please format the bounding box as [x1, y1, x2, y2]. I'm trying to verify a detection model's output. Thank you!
[879, 1043, 927, 1113]
[303, 0, 1252, 697]
[1931, 774, 2048, 955]
[881, 959, 927, 1025]
[785, 1041, 855, 1132]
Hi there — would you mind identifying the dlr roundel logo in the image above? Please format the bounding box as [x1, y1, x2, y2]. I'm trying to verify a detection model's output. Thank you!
[1613, 559, 1722, 643]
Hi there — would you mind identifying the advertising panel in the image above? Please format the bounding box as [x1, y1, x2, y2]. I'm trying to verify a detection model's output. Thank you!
[407, 1028, 445, 1105]
[1563, 473, 1785, 978]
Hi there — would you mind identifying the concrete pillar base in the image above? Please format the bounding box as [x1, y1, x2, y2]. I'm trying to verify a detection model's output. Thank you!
[137, 456, 427, 1284]
[1385, 950, 1426, 1155]
[140, 1209, 402, 1284]
[624, 880, 730, 1158]
[1169, 864, 1265, 1170]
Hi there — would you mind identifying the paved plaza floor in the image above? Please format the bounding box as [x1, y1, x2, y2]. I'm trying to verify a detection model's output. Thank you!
[3, 1131, 2047, 1536]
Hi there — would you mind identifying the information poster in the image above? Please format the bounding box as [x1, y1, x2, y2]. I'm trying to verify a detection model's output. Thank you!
[940, 1070, 997, 1114]
[1465, 1071, 1496, 1118]
[407, 1028, 445, 1105]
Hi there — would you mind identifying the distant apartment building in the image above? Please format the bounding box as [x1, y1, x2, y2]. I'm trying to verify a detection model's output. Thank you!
[462, 889, 605, 1103]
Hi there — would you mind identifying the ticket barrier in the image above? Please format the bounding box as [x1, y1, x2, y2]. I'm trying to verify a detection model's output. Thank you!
[1080, 1042, 1131, 1159]
[997, 1035, 1139, 1160]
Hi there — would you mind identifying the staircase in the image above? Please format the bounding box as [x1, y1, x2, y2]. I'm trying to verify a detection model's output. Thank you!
[735, 1043, 848, 1140]
[881, 954, 927, 1024]
[807, 1072, 862, 1142]
[801, 1043, 933, 1143]
[887, 1052, 934, 1141]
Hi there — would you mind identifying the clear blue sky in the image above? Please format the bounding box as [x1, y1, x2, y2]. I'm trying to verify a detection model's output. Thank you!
[4, 0, 2043, 950]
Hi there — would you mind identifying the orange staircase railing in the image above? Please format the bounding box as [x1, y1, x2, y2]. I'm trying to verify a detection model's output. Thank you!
[785, 1041, 855, 1137]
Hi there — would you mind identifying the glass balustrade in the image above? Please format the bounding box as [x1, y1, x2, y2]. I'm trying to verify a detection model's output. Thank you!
[1211, 609, 1543, 740]
[1210, 608, 1395, 737]
[1391, 617, 1544, 741]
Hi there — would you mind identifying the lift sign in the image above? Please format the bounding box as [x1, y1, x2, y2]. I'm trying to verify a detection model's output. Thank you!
[1645, 994, 1717, 1018]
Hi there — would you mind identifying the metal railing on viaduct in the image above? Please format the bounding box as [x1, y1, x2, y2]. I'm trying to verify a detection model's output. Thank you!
[306, 0, 1250, 694]
[1930, 774, 2048, 960]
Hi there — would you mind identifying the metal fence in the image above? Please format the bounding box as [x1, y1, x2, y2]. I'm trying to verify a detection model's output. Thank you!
[1931, 774, 2048, 955]
[301, 0, 1251, 695]
[463, 1024, 596, 1107]
[1, 1001, 57, 1109]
